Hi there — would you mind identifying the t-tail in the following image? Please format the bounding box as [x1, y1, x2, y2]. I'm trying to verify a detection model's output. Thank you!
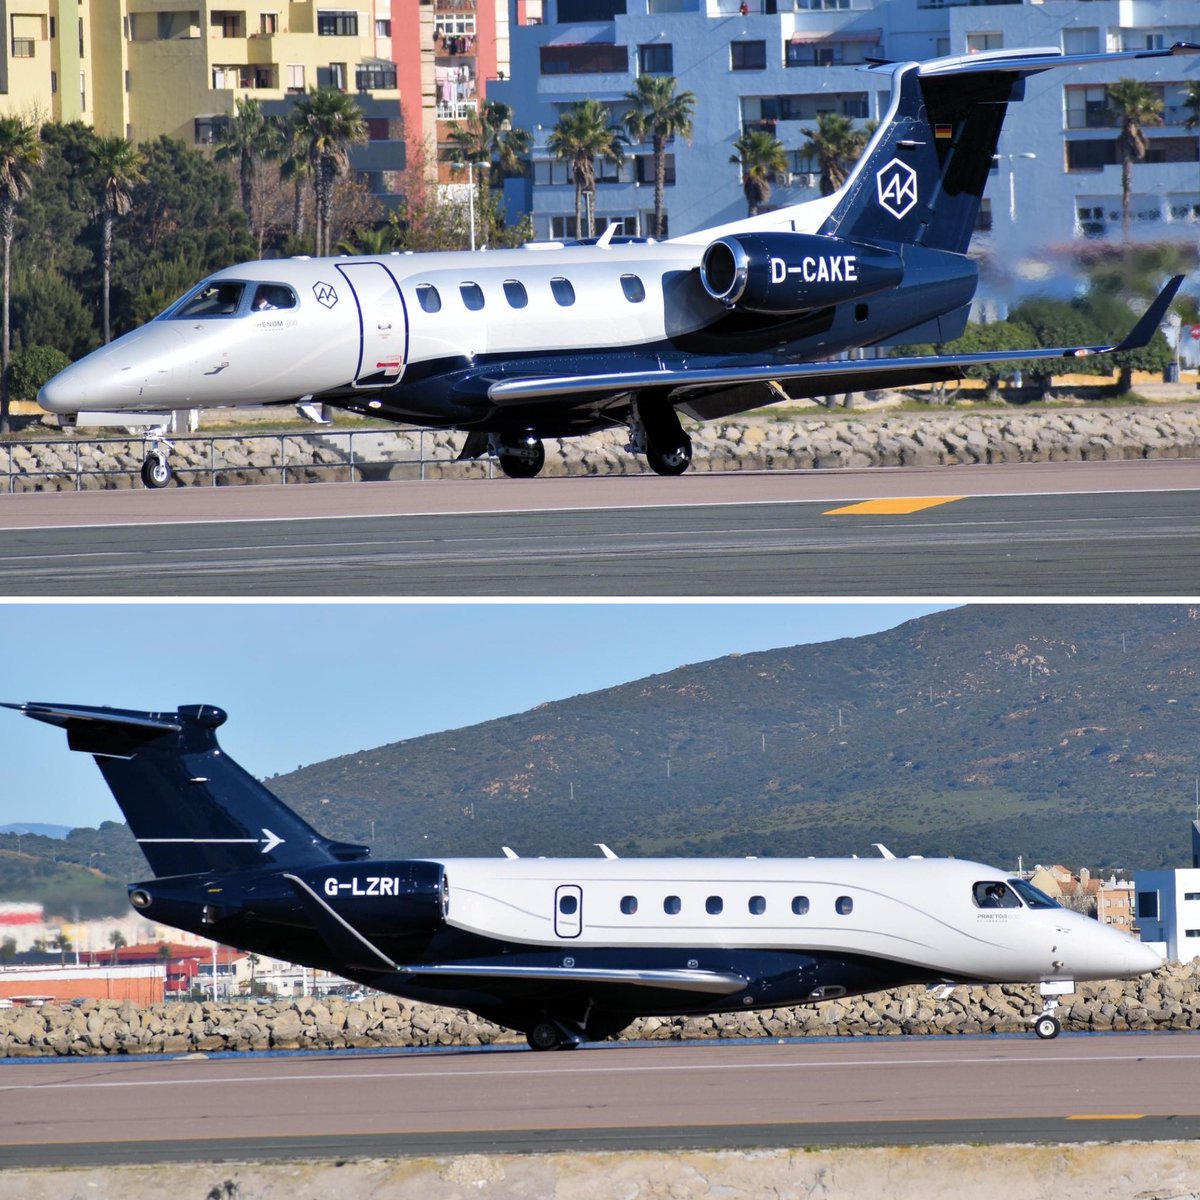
[817, 43, 1200, 255]
[4, 702, 368, 877]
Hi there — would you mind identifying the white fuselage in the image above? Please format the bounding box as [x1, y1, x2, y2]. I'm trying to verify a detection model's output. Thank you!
[434, 855, 1160, 986]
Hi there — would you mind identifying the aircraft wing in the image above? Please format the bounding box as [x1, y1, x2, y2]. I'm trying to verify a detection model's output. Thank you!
[485, 275, 1183, 407]
[285, 873, 747, 994]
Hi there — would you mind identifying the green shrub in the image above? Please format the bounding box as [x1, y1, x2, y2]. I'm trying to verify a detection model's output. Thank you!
[8, 344, 70, 400]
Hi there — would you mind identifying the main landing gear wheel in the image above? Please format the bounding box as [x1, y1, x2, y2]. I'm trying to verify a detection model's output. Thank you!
[140, 454, 173, 489]
[526, 1020, 582, 1051]
[1034, 1013, 1061, 1040]
[645, 437, 692, 477]
[497, 439, 545, 479]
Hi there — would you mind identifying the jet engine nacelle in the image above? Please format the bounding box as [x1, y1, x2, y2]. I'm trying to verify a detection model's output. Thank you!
[699, 232, 904, 314]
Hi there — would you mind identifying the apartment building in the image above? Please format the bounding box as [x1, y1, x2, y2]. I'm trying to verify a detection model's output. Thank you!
[0, 2, 511, 199]
[491, 0, 1200, 299]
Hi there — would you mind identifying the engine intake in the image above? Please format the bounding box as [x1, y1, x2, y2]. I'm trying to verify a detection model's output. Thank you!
[700, 232, 904, 315]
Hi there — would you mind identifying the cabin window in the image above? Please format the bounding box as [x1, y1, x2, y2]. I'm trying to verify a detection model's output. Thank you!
[791, 896, 809, 916]
[972, 881, 1020, 910]
[663, 895, 681, 915]
[416, 284, 441, 313]
[705, 896, 723, 915]
[460, 282, 485, 311]
[835, 895, 853, 915]
[748, 895, 766, 916]
[620, 895, 637, 915]
[620, 274, 645, 303]
[173, 281, 246, 318]
[251, 283, 296, 312]
[558, 894, 578, 916]
[503, 279, 528, 309]
[551, 277, 575, 306]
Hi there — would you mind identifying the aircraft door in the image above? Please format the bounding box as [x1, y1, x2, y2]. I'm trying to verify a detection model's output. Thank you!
[335, 261, 408, 388]
[554, 884, 583, 938]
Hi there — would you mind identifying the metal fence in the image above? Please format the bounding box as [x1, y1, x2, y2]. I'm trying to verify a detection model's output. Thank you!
[0, 427, 500, 493]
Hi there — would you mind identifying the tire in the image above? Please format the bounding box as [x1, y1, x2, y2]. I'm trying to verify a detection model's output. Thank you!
[1034, 1014, 1061, 1040]
[527, 1021, 563, 1051]
[497, 440, 545, 479]
[141, 456, 172, 489]
[646, 438, 692, 477]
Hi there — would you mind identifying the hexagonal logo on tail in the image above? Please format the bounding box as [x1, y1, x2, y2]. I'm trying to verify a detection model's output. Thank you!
[876, 158, 918, 219]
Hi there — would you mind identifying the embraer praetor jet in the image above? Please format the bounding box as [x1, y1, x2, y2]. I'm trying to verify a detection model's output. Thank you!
[38, 44, 1194, 486]
[8, 702, 1162, 1049]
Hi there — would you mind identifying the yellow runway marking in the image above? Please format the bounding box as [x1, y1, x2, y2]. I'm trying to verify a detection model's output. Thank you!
[1066, 1114, 1145, 1121]
[824, 496, 964, 515]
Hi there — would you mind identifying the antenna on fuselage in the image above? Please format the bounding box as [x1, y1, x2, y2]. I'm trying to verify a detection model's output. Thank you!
[873, 843, 896, 859]
[595, 843, 618, 859]
[501, 846, 519, 859]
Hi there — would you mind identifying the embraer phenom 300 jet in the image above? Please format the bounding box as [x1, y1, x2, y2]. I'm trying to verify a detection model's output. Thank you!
[8, 702, 1162, 1049]
[38, 45, 1194, 485]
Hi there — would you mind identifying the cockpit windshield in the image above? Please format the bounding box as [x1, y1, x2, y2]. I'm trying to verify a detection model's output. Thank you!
[972, 881, 1021, 909]
[170, 281, 248, 319]
[1007, 878, 1060, 909]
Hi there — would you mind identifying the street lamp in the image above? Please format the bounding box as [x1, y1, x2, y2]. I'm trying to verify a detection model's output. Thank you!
[452, 159, 476, 252]
[994, 152, 1037, 223]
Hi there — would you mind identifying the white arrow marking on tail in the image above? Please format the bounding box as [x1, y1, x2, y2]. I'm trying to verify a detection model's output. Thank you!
[136, 827, 285, 854]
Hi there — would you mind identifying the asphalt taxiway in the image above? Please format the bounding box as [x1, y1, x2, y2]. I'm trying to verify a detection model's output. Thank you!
[0, 460, 1197, 594]
[1, 1033, 1197, 1168]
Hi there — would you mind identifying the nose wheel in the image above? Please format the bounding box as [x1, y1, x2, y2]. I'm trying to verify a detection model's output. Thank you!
[1034, 1013, 1061, 1040]
[140, 436, 175, 489]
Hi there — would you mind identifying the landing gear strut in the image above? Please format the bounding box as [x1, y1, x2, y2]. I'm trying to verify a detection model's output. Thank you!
[1033, 979, 1072, 1039]
[627, 399, 692, 476]
[140, 433, 175, 489]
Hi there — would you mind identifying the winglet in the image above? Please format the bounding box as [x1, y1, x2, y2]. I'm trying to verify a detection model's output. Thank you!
[1114, 275, 1184, 353]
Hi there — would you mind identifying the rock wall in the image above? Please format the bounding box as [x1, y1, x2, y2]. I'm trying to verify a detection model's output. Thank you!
[3, 960, 1197, 1057]
[2, 407, 1199, 490]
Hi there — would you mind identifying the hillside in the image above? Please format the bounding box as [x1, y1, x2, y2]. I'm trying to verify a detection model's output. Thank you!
[6, 604, 1198, 896]
[267, 604, 1200, 871]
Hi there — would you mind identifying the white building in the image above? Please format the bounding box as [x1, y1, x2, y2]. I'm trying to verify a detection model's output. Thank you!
[1135, 820, 1200, 962]
[492, 0, 1200, 303]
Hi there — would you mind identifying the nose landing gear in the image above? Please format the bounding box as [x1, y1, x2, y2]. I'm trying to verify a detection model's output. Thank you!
[140, 433, 175, 489]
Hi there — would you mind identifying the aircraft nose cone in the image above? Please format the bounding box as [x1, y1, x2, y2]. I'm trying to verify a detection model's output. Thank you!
[1130, 938, 1165, 974]
[38, 364, 86, 415]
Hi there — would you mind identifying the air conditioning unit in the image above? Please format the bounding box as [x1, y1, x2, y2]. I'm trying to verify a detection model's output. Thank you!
[790, 173, 816, 188]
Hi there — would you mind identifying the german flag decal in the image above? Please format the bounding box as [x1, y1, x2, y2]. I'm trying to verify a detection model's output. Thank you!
[934, 123, 953, 139]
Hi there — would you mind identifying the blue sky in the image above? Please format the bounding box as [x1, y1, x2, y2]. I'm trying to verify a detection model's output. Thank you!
[0, 602, 949, 829]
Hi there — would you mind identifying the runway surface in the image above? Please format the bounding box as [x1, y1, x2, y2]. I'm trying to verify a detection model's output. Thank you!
[0, 461, 1197, 595]
[1, 1033, 1197, 1168]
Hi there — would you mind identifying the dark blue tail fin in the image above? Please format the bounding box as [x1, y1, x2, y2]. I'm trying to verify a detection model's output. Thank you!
[818, 62, 1018, 254]
[8, 702, 367, 877]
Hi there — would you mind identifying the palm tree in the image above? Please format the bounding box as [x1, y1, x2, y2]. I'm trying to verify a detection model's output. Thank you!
[547, 98, 625, 239]
[730, 129, 787, 217]
[0, 116, 43, 434]
[444, 100, 531, 218]
[213, 97, 277, 251]
[622, 75, 695, 239]
[800, 112, 871, 196]
[108, 929, 127, 965]
[291, 88, 367, 256]
[279, 129, 313, 244]
[1107, 78, 1164, 240]
[94, 136, 146, 343]
[334, 225, 396, 255]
